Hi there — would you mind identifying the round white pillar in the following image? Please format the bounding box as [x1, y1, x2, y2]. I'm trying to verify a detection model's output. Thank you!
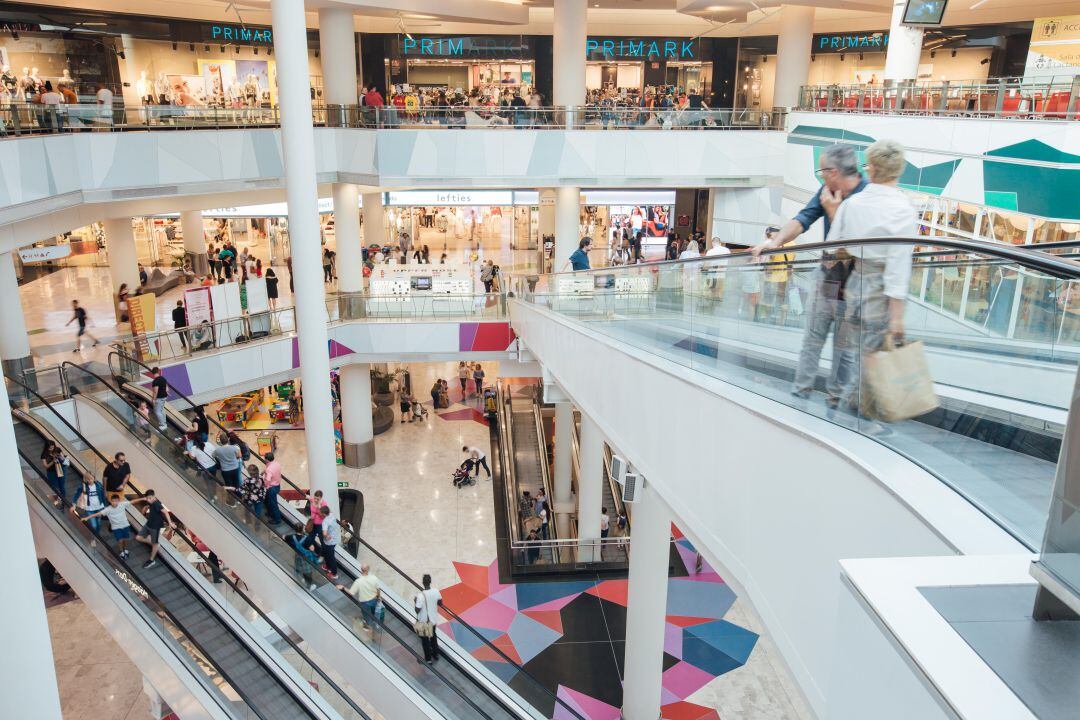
[339, 363, 374, 468]
[554, 186, 580, 272]
[0, 379, 64, 719]
[104, 217, 139, 322]
[621, 483, 671, 720]
[271, 0, 340, 518]
[318, 5, 358, 128]
[553, 0, 587, 123]
[884, 0, 924, 83]
[552, 402, 574, 538]
[773, 5, 815, 109]
[0, 251, 32, 377]
[180, 210, 208, 276]
[361, 192, 386, 248]
[576, 410, 604, 561]
[333, 184, 363, 293]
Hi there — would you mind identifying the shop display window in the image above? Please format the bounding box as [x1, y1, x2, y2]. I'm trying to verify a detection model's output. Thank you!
[0, 33, 121, 100]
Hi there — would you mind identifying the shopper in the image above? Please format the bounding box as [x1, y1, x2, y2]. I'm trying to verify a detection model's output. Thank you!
[187, 439, 217, 472]
[73, 475, 107, 536]
[458, 361, 470, 396]
[149, 367, 168, 430]
[823, 139, 916, 412]
[322, 247, 335, 283]
[82, 494, 133, 559]
[240, 464, 267, 518]
[171, 300, 188, 349]
[193, 406, 210, 443]
[302, 489, 329, 549]
[472, 363, 485, 398]
[265, 268, 279, 310]
[678, 239, 700, 260]
[413, 573, 443, 664]
[463, 446, 491, 479]
[134, 400, 152, 438]
[480, 260, 495, 292]
[263, 452, 283, 524]
[66, 300, 99, 353]
[320, 506, 340, 579]
[600, 508, 610, 538]
[213, 432, 243, 488]
[338, 563, 381, 630]
[132, 490, 174, 569]
[117, 283, 130, 323]
[706, 237, 730, 257]
[41, 442, 69, 503]
[564, 237, 593, 272]
[400, 392, 413, 423]
[103, 452, 132, 496]
[752, 143, 867, 404]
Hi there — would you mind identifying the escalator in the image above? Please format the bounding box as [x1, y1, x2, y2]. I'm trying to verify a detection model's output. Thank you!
[12, 384, 355, 720]
[62, 360, 582, 720]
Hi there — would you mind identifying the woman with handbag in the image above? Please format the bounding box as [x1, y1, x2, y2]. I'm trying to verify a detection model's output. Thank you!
[413, 573, 442, 664]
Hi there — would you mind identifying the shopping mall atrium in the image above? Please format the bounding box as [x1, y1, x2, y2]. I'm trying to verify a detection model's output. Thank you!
[1, 0, 1078, 717]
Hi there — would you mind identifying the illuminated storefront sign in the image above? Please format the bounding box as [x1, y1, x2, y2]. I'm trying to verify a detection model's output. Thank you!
[586, 38, 696, 60]
[205, 23, 273, 44]
[812, 31, 890, 53]
[400, 36, 531, 58]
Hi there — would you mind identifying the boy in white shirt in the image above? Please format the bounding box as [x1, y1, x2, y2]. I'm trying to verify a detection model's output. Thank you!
[83, 494, 134, 559]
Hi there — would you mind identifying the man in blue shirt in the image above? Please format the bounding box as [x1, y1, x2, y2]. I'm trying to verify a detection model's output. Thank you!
[566, 237, 593, 271]
[752, 144, 867, 405]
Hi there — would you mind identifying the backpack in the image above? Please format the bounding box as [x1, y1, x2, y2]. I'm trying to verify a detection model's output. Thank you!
[237, 438, 251, 461]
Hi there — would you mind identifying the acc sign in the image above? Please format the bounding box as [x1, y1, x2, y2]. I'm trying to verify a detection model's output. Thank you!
[19, 245, 71, 263]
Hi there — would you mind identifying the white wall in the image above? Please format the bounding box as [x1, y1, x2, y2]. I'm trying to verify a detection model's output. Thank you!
[509, 300, 1023, 716]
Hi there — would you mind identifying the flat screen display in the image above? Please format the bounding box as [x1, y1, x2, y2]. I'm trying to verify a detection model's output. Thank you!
[411, 276, 433, 290]
[902, 0, 948, 25]
[594, 274, 615, 290]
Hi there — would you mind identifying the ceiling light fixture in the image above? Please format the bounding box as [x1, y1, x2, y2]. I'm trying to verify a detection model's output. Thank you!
[204, 44, 210, 52]
[951, 49, 957, 57]
[253, 47, 258, 55]
[930, 50, 936, 58]
[11, 31, 19, 41]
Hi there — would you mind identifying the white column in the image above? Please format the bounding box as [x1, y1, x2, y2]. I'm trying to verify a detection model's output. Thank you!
[554, 185, 580, 273]
[552, 402, 574, 538]
[622, 483, 671, 720]
[332, 184, 363, 293]
[0, 251, 32, 377]
[884, 0, 924, 83]
[180, 210, 208, 276]
[577, 410, 604, 561]
[773, 5, 815, 109]
[362, 192, 386, 248]
[271, 0, 340, 518]
[104, 217, 139, 323]
[318, 5, 358, 130]
[0, 379, 64, 719]
[553, 0, 587, 125]
[339, 363, 374, 468]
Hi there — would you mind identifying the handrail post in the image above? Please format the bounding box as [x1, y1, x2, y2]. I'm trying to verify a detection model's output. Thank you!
[995, 78, 1006, 118]
[1068, 75, 1080, 121]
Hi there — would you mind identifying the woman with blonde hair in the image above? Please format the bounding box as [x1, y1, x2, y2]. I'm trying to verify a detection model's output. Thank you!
[825, 139, 916, 412]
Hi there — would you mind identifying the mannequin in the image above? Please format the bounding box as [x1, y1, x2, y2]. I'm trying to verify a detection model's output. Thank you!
[136, 70, 153, 104]
[18, 67, 32, 99]
[60, 69, 72, 83]
[243, 73, 259, 107]
[29, 67, 42, 90]
[155, 72, 169, 104]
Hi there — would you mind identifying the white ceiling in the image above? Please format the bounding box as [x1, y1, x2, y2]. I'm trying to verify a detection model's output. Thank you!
[9, 0, 1077, 37]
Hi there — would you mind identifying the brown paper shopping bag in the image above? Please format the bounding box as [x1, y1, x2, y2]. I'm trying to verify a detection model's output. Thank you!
[861, 337, 940, 422]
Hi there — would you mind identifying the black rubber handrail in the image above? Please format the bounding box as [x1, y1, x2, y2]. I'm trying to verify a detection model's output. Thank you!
[59, 362, 508, 720]
[14, 422, 277, 720]
[105, 350, 589, 720]
[534, 236, 1080, 281]
[7, 373, 367, 720]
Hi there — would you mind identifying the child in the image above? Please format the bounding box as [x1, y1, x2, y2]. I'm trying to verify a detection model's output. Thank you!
[82, 493, 133, 559]
[286, 533, 320, 590]
[411, 399, 427, 422]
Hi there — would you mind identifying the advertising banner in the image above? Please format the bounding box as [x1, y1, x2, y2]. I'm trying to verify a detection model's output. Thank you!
[184, 286, 213, 325]
[128, 293, 158, 361]
[19, 245, 72, 263]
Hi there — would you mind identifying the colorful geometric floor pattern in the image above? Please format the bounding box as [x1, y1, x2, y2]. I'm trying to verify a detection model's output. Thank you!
[438, 526, 757, 718]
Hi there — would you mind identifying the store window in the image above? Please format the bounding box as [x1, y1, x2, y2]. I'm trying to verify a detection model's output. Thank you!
[0, 30, 121, 100]
[733, 36, 776, 110]
[387, 35, 535, 104]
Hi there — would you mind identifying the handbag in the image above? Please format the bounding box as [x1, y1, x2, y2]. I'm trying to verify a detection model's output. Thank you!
[413, 591, 435, 638]
[860, 336, 939, 422]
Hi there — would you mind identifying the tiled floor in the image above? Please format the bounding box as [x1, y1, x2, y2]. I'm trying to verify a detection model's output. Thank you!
[46, 596, 159, 720]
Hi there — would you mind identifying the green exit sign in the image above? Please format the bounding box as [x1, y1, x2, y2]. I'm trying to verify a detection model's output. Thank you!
[337, 481, 349, 488]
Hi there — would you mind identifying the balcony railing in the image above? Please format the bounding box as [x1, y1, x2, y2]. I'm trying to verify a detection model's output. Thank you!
[0, 102, 781, 139]
[797, 76, 1080, 120]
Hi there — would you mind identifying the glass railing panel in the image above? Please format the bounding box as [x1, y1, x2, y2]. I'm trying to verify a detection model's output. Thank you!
[514, 242, 1078, 550]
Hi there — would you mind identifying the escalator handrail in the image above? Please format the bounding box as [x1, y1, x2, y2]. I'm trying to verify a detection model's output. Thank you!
[526, 235, 1080, 281]
[16, 439, 278, 720]
[7, 374, 367, 720]
[106, 351, 588, 720]
[59, 362, 519, 720]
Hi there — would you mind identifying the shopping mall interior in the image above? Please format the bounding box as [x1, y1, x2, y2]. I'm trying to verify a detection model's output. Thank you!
[1, 0, 1079, 719]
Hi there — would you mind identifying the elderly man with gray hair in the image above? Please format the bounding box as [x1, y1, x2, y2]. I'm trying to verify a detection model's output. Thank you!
[337, 563, 382, 630]
[824, 138, 916, 412]
[752, 143, 867, 406]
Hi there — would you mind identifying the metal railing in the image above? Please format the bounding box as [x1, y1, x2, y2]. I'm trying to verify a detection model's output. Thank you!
[0, 102, 783, 139]
[110, 292, 508, 364]
[797, 76, 1080, 120]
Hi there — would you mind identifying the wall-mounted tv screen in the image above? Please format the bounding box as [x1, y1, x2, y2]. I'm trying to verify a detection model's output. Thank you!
[902, 0, 948, 26]
[411, 276, 433, 290]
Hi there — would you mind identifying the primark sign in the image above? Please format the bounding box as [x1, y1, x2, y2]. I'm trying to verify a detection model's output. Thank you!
[812, 31, 890, 54]
[586, 37, 698, 60]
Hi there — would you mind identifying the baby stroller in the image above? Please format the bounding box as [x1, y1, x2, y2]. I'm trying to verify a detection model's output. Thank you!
[452, 460, 476, 488]
[411, 400, 429, 423]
